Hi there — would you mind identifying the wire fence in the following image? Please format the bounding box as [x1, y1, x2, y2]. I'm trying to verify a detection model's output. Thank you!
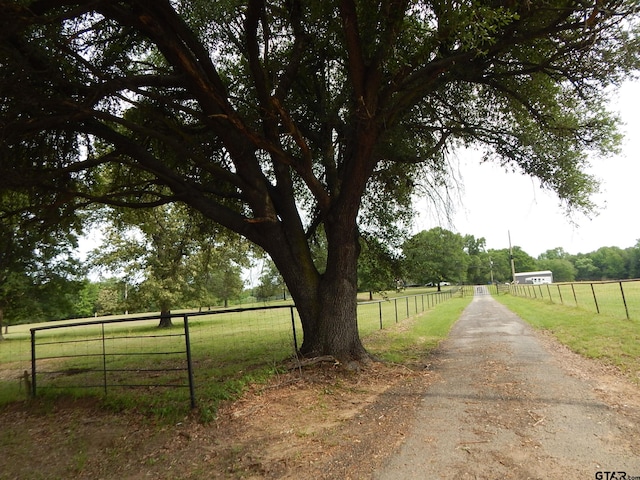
[30, 314, 197, 407]
[500, 279, 640, 320]
[1, 288, 461, 408]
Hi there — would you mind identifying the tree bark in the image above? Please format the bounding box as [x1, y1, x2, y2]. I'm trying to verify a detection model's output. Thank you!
[275, 209, 369, 363]
[158, 309, 173, 328]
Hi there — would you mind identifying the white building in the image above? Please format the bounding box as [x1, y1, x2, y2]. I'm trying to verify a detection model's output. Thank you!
[514, 270, 553, 285]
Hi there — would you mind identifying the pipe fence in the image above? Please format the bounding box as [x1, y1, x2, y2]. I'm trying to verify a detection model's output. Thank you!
[24, 288, 461, 408]
[503, 279, 640, 320]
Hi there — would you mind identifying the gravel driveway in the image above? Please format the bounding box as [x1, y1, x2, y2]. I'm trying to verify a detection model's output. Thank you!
[374, 287, 640, 479]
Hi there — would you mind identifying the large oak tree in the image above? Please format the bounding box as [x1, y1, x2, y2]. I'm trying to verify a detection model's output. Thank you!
[1, 1, 638, 361]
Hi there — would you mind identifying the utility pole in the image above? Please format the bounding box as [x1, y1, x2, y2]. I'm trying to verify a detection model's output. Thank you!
[489, 257, 494, 284]
[508, 230, 516, 283]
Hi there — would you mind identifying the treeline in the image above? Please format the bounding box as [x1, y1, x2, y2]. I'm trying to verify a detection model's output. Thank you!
[1, 257, 282, 327]
[398, 227, 640, 287]
[1, 201, 270, 329]
[3, 221, 638, 328]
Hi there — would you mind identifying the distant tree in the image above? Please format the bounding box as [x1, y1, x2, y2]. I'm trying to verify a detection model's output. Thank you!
[358, 236, 401, 299]
[1, 191, 83, 333]
[74, 280, 101, 318]
[590, 246, 629, 280]
[90, 205, 213, 326]
[92, 278, 127, 316]
[486, 249, 513, 283]
[511, 247, 538, 277]
[488, 246, 537, 282]
[186, 242, 248, 309]
[403, 228, 467, 290]
[538, 248, 571, 261]
[463, 235, 491, 285]
[255, 259, 287, 302]
[538, 258, 576, 282]
[628, 240, 640, 279]
[573, 255, 600, 281]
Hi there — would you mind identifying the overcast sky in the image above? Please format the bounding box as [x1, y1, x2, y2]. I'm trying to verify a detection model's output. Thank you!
[413, 80, 640, 258]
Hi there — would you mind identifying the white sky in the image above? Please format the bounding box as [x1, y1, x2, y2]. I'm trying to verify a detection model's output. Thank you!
[413, 80, 640, 258]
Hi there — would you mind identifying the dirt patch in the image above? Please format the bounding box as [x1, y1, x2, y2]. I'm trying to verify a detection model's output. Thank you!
[0, 360, 434, 479]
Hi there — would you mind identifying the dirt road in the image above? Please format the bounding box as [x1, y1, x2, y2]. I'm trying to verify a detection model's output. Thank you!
[374, 287, 640, 479]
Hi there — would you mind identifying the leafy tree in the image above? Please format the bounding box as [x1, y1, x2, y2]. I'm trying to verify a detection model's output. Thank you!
[93, 278, 128, 316]
[1, 1, 638, 361]
[1, 190, 83, 334]
[628, 240, 640, 279]
[402, 227, 467, 289]
[537, 258, 576, 282]
[487, 246, 537, 282]
[573, 254, 600, 281]
[74, 280, 101, 318]
[590, 246, 629, 280]
[254, 259, 287, 302]
[538, 247, 571, 261]
[463, 235, 492, 284]
[511, 247, 539, 277]
[487, 249, 514, 283]
[537, 247, 576, 282]
[90, 205, 248, 323]
[186, 238, 249, 308]
[358, 236, 401, 299]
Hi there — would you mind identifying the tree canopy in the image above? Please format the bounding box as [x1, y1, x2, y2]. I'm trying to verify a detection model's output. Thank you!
[1, 0, 638, 361]
[403, 227, 467, 288]
[88, 204, 250, 321]
[0, 189, 84, 335]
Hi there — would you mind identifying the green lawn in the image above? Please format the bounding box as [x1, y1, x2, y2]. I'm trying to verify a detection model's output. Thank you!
[510, 280, 640, 320]
[0, 288, 465, 420]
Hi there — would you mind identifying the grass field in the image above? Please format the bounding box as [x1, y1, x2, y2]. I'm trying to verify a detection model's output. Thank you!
[0, 287, 462, 420]
[510, 279, 640, 320]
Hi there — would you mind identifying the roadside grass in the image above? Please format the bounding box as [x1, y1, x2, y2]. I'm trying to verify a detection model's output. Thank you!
[495, 294, 640, 384]
[364, 296, 472, 363]
[0, 287, 463, 421]
[518, 280, 640, 320]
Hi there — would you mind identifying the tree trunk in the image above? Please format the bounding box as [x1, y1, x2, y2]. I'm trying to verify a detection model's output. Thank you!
[279, 216, 369, 364]
[304, 274, 368, 363]
[158, 309, 172, 328]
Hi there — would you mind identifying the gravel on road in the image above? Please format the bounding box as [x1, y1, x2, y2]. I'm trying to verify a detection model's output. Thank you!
[374, 288, 640, 479]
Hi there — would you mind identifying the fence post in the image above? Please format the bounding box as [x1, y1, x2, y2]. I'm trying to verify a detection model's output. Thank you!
[183, 315, 197, 409]
[405, 297, 409, 318]
[394, 298, 398, 323]
[102, 323, 107, 395]
[571, 284, 578, 306]
[414, 295, 418, 315]
[590, 283, 600, 314]
[546, 284, 552, 303]
[379, 302, 383, 330]
[557, 285, 563, 305]
[290, 306, 299, 352]
[619, 282, 630, 320]
[30, 329, 37, 398]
